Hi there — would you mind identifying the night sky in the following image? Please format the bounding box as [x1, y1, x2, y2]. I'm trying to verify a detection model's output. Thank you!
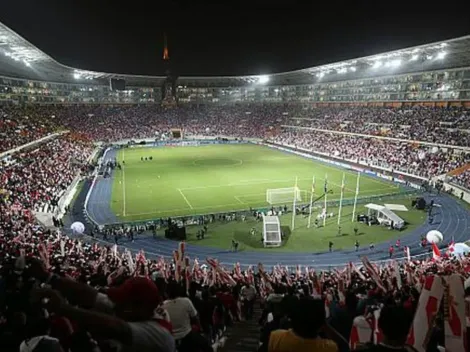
[1, 1, 470, 77]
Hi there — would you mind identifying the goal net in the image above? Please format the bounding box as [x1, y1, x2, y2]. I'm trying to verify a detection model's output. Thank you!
[263, 215, 282, 247]
[266, 187, 302, 205]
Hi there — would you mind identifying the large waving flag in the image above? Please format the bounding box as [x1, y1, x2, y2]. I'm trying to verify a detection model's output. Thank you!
[432, 243, 441, 261]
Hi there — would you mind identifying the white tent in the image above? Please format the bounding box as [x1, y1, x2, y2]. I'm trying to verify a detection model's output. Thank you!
[365, 203, 405, 229]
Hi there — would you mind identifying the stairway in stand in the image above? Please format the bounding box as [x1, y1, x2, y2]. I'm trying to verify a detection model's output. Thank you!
[220, 305, 262, 352]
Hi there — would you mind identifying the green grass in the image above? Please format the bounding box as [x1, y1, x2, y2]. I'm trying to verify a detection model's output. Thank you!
[111, 144, 402, 222]
[183, 196, 426, 252]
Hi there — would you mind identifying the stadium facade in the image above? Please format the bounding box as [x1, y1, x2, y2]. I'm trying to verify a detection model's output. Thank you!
[1, 22, 470, 105]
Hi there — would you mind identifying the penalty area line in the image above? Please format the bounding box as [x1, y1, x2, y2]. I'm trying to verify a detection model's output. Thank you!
[234, 196, 246, 204]
[177, 188, 194, 209]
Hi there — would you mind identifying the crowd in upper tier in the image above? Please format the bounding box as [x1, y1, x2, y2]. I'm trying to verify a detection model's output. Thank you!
[2, 104, 470, 153]
[290, 106, 470, 146]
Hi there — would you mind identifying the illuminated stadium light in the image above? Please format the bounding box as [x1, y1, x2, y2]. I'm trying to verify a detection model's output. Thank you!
[410, 54, 419, 61]
[372, 61, 382, 68]
[390, 59, 401, 67]
[73, 73, 80, 79]
[350, 66, 356, 72]
[258, 75, 269, 84]
[337, 68, 347, 74]
[436, 51, 447, 59]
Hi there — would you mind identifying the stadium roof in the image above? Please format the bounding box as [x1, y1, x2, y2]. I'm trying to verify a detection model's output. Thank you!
[1, 21, 470, 88]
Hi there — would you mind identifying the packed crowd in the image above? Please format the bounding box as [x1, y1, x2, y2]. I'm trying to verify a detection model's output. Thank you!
[0, 221, 466, 352]
[271, 130, 470, 179]
[448, 168, 470, 190]
[1, 102, 470, 351]
[0, 105, 58, 153]
[3, 105, 470, 153]
[2, 104, 291, 144]
[0, 134, 92, 217]
[292, 106, 470, 146]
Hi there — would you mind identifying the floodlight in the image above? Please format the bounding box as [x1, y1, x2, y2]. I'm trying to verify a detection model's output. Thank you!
[410, 54, 419, 61]
[390, 59, 401, 67]
[350, 66, 356, 72]
[436, 51, 446, 59]
[73, 73, 80, 79]
[372, 61, 382, 68]
[258, 75, 269, 84]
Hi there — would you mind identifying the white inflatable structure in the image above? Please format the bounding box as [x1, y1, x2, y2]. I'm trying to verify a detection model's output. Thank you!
[426, 230, 443, 244]
[451, 243, 470, 256]
[71, 221, 85, 234]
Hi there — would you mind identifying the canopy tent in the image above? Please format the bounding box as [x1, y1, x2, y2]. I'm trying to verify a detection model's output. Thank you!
[365, 203, 405, 229]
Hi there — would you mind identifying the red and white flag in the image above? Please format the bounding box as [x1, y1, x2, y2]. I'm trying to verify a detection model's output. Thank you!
[444, 275, 467, 352]
[349, 315, 372, 349]
[407, 275, 445, 352]
[361, 257, 386, 291]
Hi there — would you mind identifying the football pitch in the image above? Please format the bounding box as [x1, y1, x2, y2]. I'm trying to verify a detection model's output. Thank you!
[110, 143, 402, 222]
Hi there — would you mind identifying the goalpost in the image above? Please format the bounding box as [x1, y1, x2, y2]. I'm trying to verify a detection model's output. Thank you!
[266, 187, 303, 205]
[262, 215, 282, 247]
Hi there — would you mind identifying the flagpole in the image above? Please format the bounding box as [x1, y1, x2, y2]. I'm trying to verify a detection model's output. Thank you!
[337, 173, 345, 225]
[351, 171, 361, 222]
[291, 176, 298, 230]
[323, 173, 328, 227]
[307, 175, 315, 228]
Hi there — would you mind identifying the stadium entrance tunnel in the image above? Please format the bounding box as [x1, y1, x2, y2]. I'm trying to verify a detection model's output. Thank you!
[192, 158, 243, 167]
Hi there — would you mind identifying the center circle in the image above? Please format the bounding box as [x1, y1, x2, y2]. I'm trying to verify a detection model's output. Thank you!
[193, 158, 242, 167]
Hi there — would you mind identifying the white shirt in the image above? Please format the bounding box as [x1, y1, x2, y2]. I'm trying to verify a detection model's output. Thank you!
[94, 293, 175, 352]
[162, 297, 198, 340]
[241, 285, 257, 300]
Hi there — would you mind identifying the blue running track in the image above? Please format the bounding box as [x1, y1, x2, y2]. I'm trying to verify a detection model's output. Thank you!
[78, 149, 470, 268]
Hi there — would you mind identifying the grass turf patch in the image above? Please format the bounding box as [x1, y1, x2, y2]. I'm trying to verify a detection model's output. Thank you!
[182, 196, 425, 252]
[111, 144, 403, 223]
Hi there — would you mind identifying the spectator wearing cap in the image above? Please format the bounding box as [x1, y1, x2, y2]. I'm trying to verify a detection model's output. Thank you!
[29, 259, 174, 352]
[268, 297, 338, 352]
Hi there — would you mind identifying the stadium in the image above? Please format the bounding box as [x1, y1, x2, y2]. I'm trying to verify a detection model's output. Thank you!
[1, 17, 470, 352]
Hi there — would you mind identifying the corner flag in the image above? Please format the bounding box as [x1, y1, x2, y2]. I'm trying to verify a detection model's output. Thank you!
[324, 177, 328, 194]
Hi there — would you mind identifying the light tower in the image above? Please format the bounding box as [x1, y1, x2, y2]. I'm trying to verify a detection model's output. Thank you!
[163, 33, 169, 61]
[161, 33, 177, 107]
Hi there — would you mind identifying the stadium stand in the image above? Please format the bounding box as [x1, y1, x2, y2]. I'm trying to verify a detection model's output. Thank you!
[1, 22, 470, 352]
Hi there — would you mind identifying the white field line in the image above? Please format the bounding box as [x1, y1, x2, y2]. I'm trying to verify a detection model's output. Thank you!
[234, 196, 246, 204]
[179, 177, 398, 193]
[123, 185, 398, 218]
[125, 202, 262, 216]
[177, 188, 194, 209]
[122, 149, 126, 216]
